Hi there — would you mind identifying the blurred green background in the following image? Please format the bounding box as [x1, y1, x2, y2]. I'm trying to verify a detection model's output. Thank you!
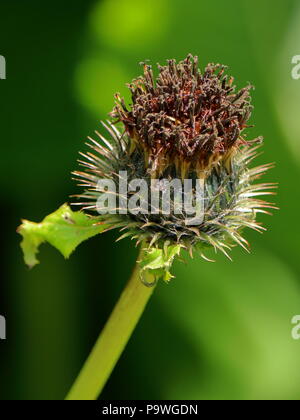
[1, 0, 300, 400]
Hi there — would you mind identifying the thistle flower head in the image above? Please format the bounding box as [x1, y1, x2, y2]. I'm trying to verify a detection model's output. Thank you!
[111, 54, 259, 178]
[73, 55, 276, 278]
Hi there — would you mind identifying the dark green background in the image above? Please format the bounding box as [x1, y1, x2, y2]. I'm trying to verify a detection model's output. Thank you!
[1, 0, 300, 400]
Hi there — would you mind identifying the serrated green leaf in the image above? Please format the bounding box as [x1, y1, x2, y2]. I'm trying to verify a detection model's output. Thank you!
[139, 244, 183, 283]
[18, 204, 115, 268]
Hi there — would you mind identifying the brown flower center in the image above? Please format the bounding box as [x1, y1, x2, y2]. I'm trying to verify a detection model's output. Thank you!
[111, 54, 261, 177]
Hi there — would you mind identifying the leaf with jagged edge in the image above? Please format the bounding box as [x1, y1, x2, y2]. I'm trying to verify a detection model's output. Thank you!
[138, 244, 184, 284]
[17, 204, 118, 268]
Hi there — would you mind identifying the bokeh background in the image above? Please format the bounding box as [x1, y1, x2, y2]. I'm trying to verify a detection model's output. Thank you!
[0, 0, 300, 400]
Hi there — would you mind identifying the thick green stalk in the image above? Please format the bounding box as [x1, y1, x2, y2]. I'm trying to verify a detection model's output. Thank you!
[66, 247, 155, 400]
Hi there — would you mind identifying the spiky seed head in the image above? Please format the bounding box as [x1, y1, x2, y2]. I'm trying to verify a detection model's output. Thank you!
[73, 54, 276, 262]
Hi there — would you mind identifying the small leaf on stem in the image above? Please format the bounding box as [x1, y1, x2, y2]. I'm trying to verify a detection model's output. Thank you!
[17, 204, 115, 268]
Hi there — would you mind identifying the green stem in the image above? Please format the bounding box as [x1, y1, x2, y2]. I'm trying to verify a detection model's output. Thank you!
[65, 246, 155, 400]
